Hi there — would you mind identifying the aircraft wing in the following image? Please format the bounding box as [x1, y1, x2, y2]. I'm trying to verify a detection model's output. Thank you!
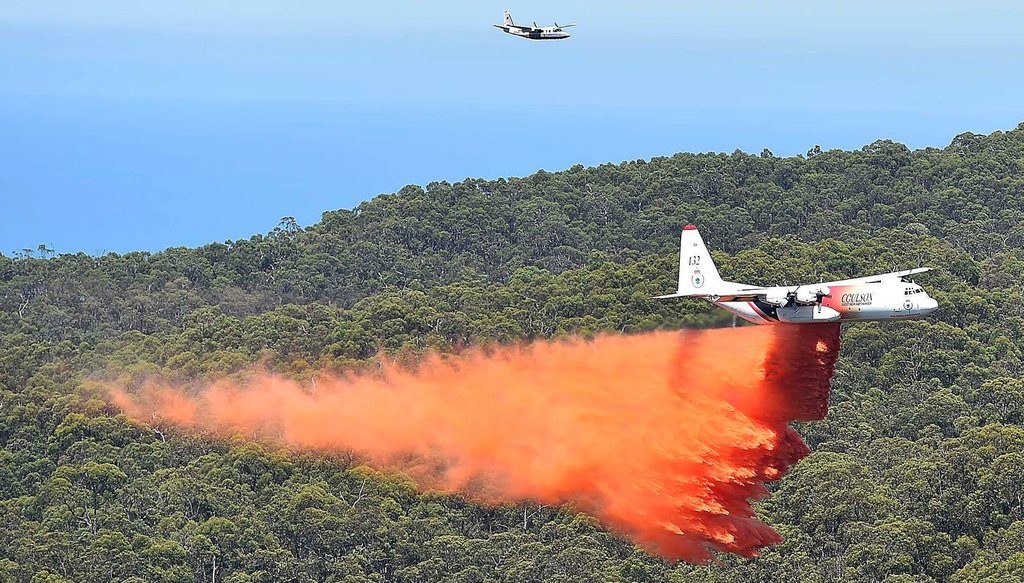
[828, 267, 933, 286]
[654, 285, 783, 302]
[709, 268, 934, 300]
[709, 268, 935, 298]
[889, 267, 933, 279]
[496, 23, 534, 30]
[656, 268, 933, 302]
[702, 287, 781, 302]
[656, 282, 841, 305]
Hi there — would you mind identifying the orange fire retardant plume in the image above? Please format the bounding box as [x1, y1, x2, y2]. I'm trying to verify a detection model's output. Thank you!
[112, 323, 840, 562]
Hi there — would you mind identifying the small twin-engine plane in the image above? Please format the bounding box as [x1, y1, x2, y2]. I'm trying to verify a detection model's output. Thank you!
[494, 10, 574, 40]
[656, 225, 938, 325]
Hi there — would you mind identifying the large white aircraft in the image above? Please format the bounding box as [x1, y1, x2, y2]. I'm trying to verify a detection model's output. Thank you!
[657, 225, 938, 324]
[494, 10, 574, 40]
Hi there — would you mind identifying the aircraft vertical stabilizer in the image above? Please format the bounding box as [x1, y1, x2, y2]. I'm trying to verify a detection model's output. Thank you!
[675, 225, 723, 295]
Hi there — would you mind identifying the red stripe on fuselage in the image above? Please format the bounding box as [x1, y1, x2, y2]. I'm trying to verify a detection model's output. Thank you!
[747, 301, 776, 323]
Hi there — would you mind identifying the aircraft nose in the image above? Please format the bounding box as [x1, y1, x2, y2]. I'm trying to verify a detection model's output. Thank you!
[921, 296, 938, 313]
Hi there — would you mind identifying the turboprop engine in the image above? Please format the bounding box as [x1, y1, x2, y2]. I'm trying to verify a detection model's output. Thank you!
[795, 285, 831, 305]
[764, 292, 789, 307]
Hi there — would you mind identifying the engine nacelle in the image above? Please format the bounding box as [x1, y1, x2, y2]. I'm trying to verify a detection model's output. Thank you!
[763, 292, 789, 307]
[795, 285, 830, 304]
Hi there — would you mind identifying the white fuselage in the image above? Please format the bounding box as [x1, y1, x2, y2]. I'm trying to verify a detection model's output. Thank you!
[717, 280, 938, 325]
[496, 26, 571, 40]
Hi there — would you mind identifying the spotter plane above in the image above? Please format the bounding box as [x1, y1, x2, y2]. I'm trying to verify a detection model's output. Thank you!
[657, 225, 938, 325]
[494, 10, 575, 40]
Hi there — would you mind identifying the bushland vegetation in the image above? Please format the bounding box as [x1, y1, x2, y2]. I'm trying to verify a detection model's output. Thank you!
[2, 124, 1024, 582]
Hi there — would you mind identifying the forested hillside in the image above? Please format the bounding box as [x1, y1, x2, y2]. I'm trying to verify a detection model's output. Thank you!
[2, 124, 1024, 582]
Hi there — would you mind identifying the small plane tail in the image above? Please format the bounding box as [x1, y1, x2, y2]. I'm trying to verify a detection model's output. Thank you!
[504, 10, 514, 26]
[655, 225, 726, 298]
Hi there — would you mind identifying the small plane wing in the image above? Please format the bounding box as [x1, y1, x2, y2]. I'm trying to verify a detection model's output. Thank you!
[495, 23, 534, 30]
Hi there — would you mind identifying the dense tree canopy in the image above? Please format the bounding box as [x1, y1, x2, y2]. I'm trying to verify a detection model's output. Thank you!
[2, 124, 1023, 581]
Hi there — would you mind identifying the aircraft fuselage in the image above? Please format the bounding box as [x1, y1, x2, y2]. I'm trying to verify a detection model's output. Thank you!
[496, 27, 571, 40]
[717, 281, 938, 325]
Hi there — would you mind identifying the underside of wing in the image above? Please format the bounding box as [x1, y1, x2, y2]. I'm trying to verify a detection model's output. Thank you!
[654, 285, 777, 303]
[708, 288, 776, 302]
[710, 283, 833, 305]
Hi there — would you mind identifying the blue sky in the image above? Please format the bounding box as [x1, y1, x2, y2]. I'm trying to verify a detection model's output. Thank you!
[2, 1, 1023, 254]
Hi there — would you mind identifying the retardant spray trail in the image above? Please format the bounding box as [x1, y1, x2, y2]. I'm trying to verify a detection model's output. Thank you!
[112, 324, 840, 562]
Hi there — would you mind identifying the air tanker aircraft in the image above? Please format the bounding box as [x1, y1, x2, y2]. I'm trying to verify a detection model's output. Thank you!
[657, 225, 938, 324]
[494, 10, 574, 40]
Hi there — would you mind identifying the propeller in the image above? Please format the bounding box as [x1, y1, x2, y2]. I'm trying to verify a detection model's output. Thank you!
[791, 284, 831, 305]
